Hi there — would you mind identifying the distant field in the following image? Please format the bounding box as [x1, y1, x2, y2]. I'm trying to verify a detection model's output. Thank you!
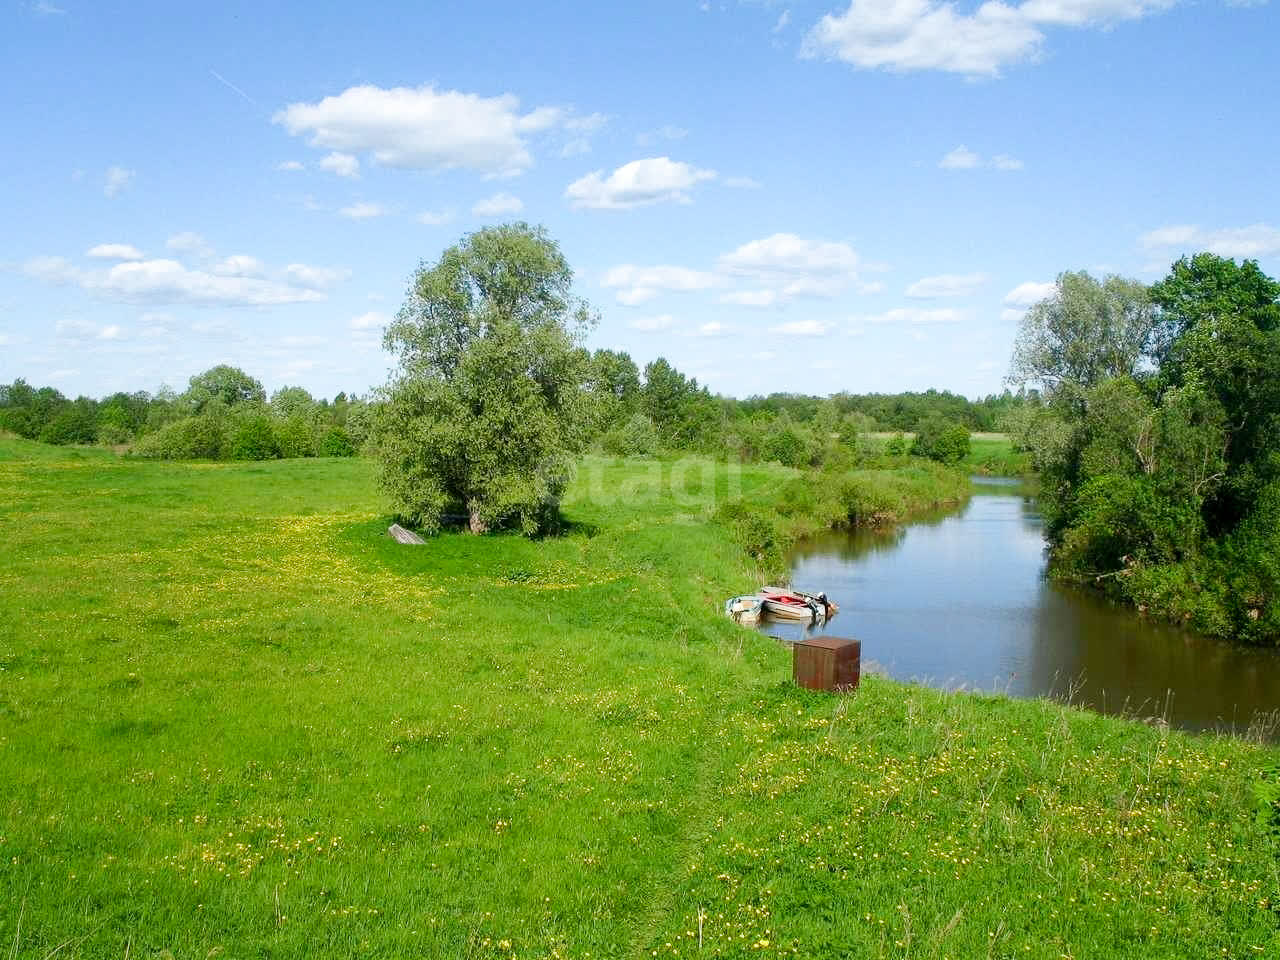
[861, 431, 1033, 476]
[0, 437, 1274, 958]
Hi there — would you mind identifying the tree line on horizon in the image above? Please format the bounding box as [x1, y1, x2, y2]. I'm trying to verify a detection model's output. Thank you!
[0, 360, 1023, 466]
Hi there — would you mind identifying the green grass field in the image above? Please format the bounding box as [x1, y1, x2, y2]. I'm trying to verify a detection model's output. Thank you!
[1, 437, 1276, 958]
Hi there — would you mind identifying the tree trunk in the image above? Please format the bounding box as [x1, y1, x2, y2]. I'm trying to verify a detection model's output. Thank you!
[468, 509, 488, 535]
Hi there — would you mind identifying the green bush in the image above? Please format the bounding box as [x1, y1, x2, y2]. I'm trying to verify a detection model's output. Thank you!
[36, 407, 97, 445]
[760, 426, 807, 467]
[911, 415, 970, 465]
[601, 413, 658, 457]
[230, 415, 281, 461]
[321, 427, 356, 457]
[133, 416, 226, 460]
[275, 415, 318, 459]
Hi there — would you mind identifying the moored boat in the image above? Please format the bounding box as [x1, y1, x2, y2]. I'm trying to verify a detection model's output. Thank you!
[724, 595, 764, 623]
[760, 585, 838, 618]
[760, 592, 825, 622]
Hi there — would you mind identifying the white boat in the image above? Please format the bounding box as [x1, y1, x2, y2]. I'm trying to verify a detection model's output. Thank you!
[760, 586, 837, 620]
[724, 595, 764, 623]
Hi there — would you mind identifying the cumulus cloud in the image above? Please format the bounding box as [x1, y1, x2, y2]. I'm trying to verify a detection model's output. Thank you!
[274, 84, 577, 178]
[565, 157, 716, 209]
[211, 255, 266, 278]
[276, 160, 305, 172]
[691, 321, 733, 337]
[718, 233, 867, 299]
[283, 264, 349, 290]
[472, 192, 524, 216]
[86, 243, 145, 261]
[629, 313, 677, 332]
[635, 125, 688, 147]
[417, 209, 454, 226]
[803, 0, 1174, 78]
[602, 263, 723, 305]
[1004, 280, 1056, 307]
[1140, 223, 1280, 259]
[166, 231, 212, 257]
[339, 202, 387, 220]
[906, 272, 988, 298]
[939, 146, 1022, 170]
[104, 166, 135, 197]
[319, 152, 360, 178]
[24, 246, 346, 308]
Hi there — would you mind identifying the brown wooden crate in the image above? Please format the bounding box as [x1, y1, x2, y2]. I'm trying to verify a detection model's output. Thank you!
[793, 636, 860, 692]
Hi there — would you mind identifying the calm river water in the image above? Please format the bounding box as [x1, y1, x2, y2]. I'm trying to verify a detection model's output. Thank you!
[758, 478, 1280, 738]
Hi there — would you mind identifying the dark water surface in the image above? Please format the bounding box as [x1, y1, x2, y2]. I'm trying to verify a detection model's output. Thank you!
[758, 478, 1280, 738]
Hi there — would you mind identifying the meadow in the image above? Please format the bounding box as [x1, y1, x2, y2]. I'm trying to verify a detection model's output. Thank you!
[0, 436, 1276, 958]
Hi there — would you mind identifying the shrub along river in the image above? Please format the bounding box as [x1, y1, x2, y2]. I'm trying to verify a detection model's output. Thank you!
[759, 477, 1280, 738]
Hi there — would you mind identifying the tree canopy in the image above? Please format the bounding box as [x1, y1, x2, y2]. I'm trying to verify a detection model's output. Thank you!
[374, 223, 594, 535]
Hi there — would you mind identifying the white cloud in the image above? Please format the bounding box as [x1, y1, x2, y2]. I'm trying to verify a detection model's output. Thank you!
[939, 145, 1022, 170]
[803, 0, 1175, 78]
[602, 263, 723, 305]
[1140, 223, 1280, 259]
[774, 9, 793, 31]
[274, 84, 572, 178]
[86, 243, 145, 261]
[417, 209, 454, 226]
[166, 231, 212, 257]
[276, 160, 305, 172]
[1019, 0, 1173, 26]
[1001, 307, 1026, 323]
[25, 251, 343, 307]
[718, 233, 867, 299]
[635, 125, 688, 147]
[724, 175, 763, 189]
[1003, 280, 1055, 306]
[33, 1, 67, 14]
[351, 311, 389, 331]
[212, 255, 266, 278]
[770, 319, 832, 336]
[691, 321, 733, 337]
[565, 157, 716, 209]
[940, 146, 982, 169]
[565, 112, 608, 133]
[99, 324, 123, 341]
[859, 306, 968, 325]
[283, 264, 349, 290]
[720, 289, 779, 307]
[561, 138, 592, 157]
[906, 272, 988, 298]
[339, 202, 387, 220]
[319, 152, 360, 178]
[104, 166, 135, 198]
[472, 192, 524, 216]
[629, 313, 677, 332]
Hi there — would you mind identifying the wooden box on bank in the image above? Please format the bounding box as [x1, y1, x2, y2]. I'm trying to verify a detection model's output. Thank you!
[793, 636, 861, 692]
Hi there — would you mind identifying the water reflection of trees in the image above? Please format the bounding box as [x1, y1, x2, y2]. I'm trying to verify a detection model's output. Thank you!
[1023, 581, 1280, 735]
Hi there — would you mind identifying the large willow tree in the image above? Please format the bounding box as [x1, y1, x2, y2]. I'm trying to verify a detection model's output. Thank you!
[375, 224, 594, 535]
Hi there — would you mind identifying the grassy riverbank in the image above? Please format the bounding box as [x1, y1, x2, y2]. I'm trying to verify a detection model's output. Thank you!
[1, 437, 1276, 959]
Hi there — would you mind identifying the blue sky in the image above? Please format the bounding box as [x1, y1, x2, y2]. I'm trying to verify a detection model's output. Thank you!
[2, 0, 1277, 401]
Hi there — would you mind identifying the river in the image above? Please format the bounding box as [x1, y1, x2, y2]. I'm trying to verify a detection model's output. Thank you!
[757, 477, 1280, 738]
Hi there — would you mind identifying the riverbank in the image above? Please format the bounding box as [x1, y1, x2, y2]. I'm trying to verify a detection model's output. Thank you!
[1, 438, 1276, 958]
